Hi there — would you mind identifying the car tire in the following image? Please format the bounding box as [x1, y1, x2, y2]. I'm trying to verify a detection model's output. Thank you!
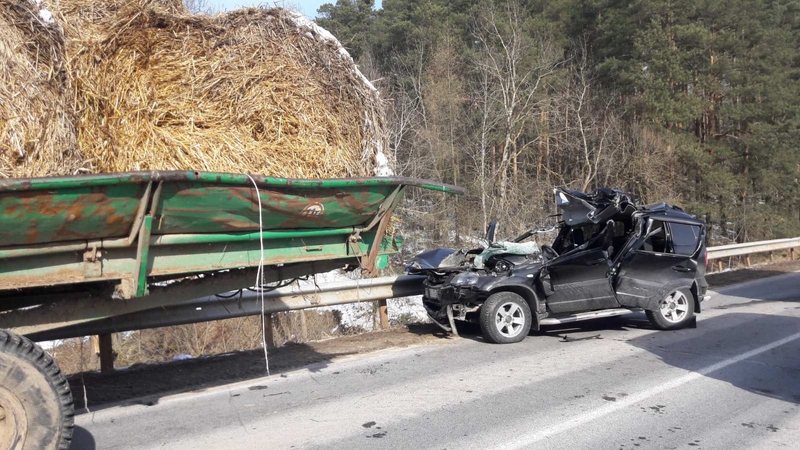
[646, 288, 696, 330]
[0, 329, 74, 450]
[479, 292, 532, 344]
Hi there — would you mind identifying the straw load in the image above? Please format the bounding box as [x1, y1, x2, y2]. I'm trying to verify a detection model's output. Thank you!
[0, 0, 391, 179]
[0, 0, 85, 178]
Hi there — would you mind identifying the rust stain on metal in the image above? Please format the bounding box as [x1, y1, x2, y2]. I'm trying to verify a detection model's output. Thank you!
[26, 224, 38, 244]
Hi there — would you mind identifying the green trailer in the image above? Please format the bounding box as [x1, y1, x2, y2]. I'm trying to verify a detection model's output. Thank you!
[0, 170, 462, 450]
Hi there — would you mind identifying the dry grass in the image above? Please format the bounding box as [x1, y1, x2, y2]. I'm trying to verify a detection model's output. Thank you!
[50, 309, 370, 374]
[0, 0, 85, 178]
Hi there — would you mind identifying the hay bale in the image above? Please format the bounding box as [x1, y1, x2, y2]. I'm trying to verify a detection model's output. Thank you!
[0, 0, 84, 178]
[49, 0, 389, 178]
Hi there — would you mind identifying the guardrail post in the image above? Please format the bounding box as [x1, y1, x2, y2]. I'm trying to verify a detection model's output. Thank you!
[93, 333, 114, 374]
[746, 256, 751, 267]
[716, 261, 723, 273]
[299, 310, 308, 341]
[376, 299, 389, 329]
[791, 248, 795, 260]
[769, 251, 774, 262]
[264, 313, 276, 349]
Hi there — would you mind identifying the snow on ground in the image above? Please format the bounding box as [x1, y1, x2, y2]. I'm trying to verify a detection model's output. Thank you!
[387, 295, 429, 323]
[293, 270, 429, 331]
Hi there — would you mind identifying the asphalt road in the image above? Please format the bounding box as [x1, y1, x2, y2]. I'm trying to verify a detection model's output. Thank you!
[71, 272, 800, 450]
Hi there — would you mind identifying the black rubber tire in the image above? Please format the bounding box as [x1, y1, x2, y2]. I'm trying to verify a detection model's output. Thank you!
[646, 288, 696, 330]
[479, 292, 532, 344]
[0, 329, 74, 450]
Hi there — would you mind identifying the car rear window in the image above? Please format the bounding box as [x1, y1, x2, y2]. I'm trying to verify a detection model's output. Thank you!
[669, 223, 701, 256]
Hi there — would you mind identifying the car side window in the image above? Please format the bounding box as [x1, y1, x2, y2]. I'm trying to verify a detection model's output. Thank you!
[668, 223, 701, 256]
[640, 221, 668, 253]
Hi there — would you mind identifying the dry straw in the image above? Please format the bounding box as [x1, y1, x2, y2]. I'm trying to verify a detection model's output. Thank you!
[1, 0, 387, 178]
[0, 0, 85, 178]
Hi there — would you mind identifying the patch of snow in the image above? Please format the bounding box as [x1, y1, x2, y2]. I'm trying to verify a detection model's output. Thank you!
[29, 0, 55, 25]
[319, 301, 377, 331]
[288, 269, 429, 329]
[38, 8, 54, 24]
[285, 11, 376, 93]
[173, 354, 192, 361]
[374, 150, 393, 176]
[387, 295, 429, 323]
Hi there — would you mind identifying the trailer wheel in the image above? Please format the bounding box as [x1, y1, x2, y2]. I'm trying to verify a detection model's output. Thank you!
[479, 292, 532, 344]
[0, 330, 73, 450]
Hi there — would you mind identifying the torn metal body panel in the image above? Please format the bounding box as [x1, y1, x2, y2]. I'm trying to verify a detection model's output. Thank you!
[408, 187, 708, 343]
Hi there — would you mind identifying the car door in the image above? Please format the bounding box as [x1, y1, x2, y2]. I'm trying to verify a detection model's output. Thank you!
[614, 219, 701, 310]
[544, 247, 619, 314]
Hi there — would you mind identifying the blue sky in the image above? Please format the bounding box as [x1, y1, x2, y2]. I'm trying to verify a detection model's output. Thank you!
[208, 1, 382, 18]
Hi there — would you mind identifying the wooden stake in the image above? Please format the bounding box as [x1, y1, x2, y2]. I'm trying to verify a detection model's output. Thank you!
[376, 299, 389, 330]
[97, 333, 114, 374]
[264, 313, 276, 349]
[299, 310, 308, 341]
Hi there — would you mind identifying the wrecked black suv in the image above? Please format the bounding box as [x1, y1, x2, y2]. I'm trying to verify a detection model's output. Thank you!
[407, 188, 709, 344]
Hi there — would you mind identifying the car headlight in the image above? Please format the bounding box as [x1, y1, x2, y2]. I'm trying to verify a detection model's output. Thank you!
[452, 272, 480, 286]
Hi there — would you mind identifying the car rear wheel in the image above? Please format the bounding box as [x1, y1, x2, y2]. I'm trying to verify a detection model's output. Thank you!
[479, 292, 532, 344]
[646, 288, 695, 330]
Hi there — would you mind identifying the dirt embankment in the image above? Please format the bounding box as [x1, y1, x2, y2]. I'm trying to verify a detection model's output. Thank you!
[706, 259, 800, 288]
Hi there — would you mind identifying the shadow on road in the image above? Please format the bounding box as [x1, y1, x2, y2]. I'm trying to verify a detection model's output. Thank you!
[67, 340, 357, 413]
[407, 320, 490, 343]
[70, 426, 95, 450]
[66, 324, 444, 414]
[626, 312, 800, 405]
[521, 311, 800, 404]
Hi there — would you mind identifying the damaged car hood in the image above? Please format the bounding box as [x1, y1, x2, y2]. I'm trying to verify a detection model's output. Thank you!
[473, 241, 540, 269]
[407, 248, 463, 270]
[407, 240, 541, 273]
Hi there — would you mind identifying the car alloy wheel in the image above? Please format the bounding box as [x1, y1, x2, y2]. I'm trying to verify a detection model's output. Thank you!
[495, 302, 526, 338]
[659, 290, 689, 323]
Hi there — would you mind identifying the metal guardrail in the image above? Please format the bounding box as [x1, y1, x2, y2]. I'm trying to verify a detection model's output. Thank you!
[27, 275, 427, 341]
[706, 237, 800, 260]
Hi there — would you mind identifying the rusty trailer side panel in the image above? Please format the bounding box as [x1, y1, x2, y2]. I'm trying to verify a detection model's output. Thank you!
[0, 171, 463, 337]
[0, 171, 461, 247]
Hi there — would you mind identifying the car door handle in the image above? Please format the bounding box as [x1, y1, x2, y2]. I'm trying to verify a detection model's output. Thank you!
[586, 258, 606, 266]
[672, 266, 693, 273]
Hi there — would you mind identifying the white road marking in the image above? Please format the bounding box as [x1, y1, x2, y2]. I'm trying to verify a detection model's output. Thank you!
[495, 330, 800, 450]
